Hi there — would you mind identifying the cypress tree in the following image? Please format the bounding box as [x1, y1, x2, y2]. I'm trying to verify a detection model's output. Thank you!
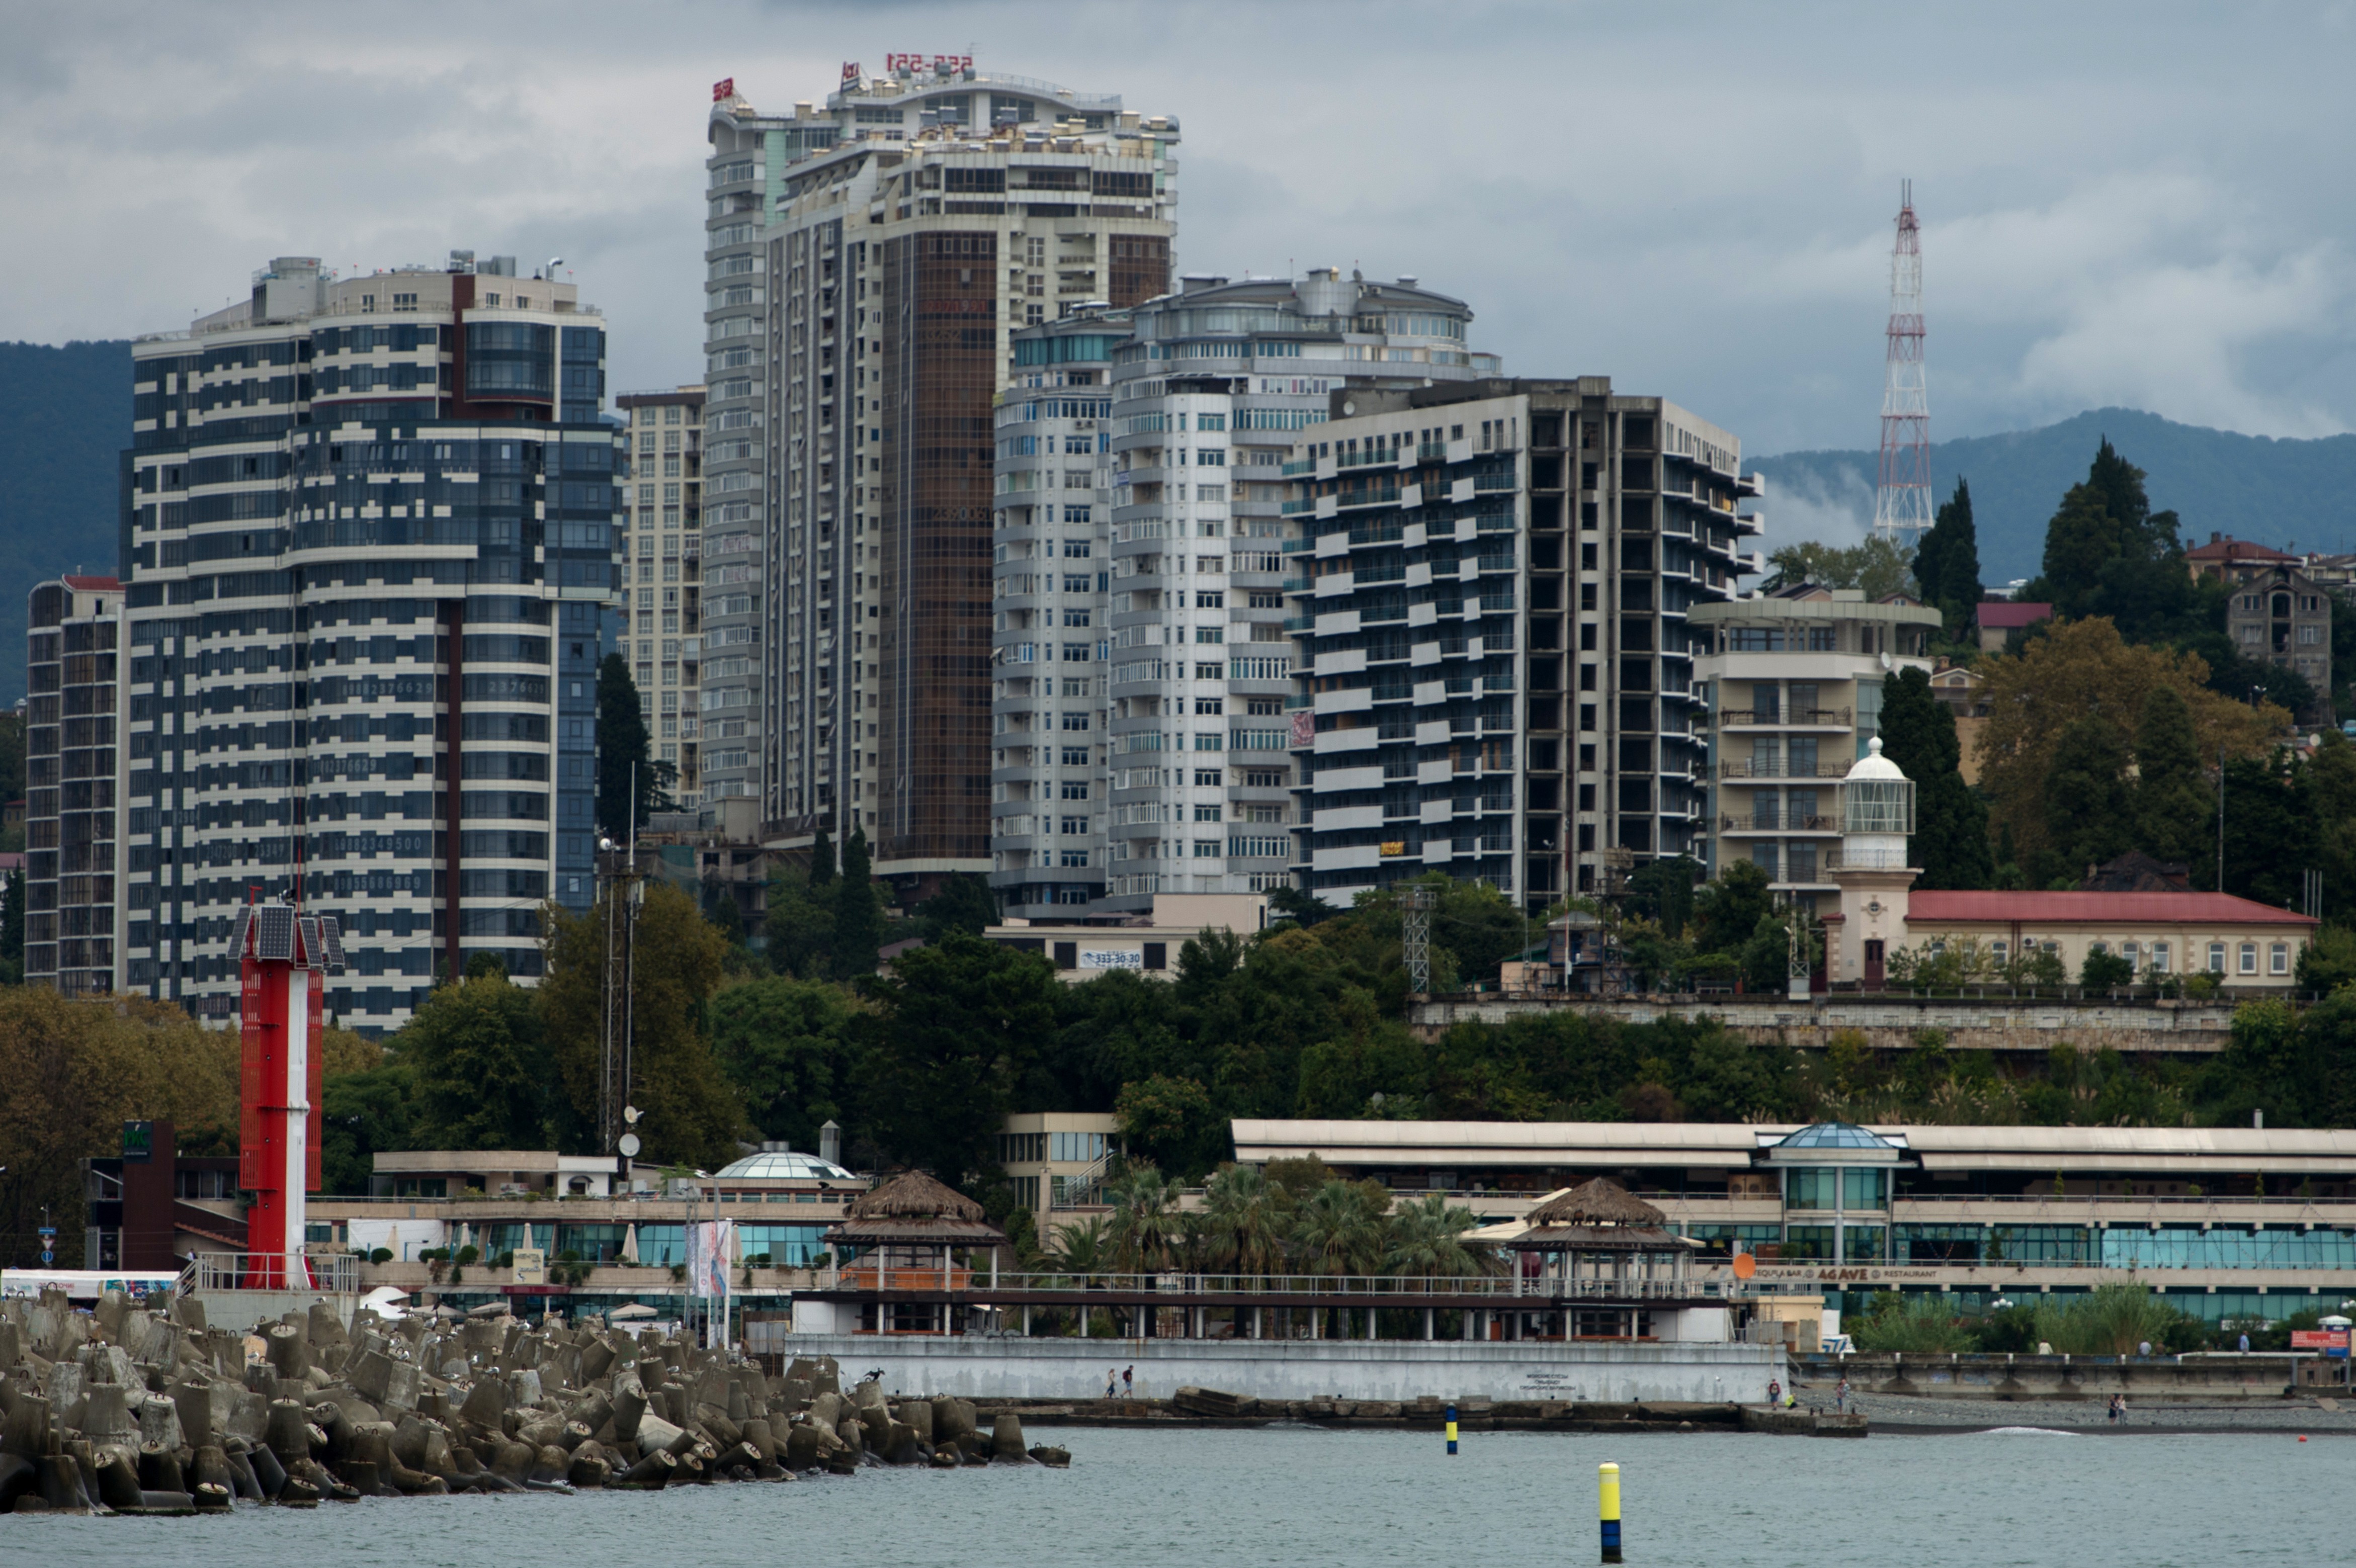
[2041, 717, 2134, 883]
[809, 827, 837, 887]
[595, 653, 664, 838]
[834, 825, 882, 975]
[1914, 478, 1983, 633]
[1877, 667, 1991, 890]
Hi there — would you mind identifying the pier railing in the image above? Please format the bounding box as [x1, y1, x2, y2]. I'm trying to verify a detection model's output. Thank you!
[823, 1268, 1721, 1302]
[181, 1252, 363, 1294]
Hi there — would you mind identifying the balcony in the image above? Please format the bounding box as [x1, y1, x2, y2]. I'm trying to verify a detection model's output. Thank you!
[1717, 757, 1852, 779]
[1716, 707, 1853, 730]
[1720, 814, 1838, 835]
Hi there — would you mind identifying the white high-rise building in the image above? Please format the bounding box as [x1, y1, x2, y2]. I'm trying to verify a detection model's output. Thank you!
[121, 253, 621, 1030]
[989, 271, 1500, 919]
[704, 62, 1178, 899]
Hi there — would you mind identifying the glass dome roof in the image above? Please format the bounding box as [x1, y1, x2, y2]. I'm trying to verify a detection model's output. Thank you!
[712, 1149, 856, 1181]
[1764, 1121, 1904, 1163]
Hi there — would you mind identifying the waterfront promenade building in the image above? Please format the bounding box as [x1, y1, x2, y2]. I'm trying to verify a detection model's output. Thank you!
[989, 271, 1500, 919]
[616, 386, 706, 803]
[123, 253, 621, 1029]
[702, 64, 1180, 900]
[1286, 379, 1763, 909]
[22, 574, 129, 995]
[1235, 1117, 2356, 1329]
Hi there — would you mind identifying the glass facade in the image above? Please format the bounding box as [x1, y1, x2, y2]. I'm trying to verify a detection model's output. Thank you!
[1784, 1168, 1888, 1210]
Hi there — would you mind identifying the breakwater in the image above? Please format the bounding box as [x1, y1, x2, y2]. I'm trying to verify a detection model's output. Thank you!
[0, 1288, 1064, 1517]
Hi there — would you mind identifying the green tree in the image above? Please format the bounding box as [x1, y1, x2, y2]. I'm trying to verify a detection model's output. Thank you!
[706, 976, 861, 1153]
[859, 931, 1059, 1181]
[319, 1058, 416, 1194]
[1267, 886, 1340, 928]
[1691, 859, 1774, 957]
[1913, 477, 1985, 632]
[1103, 1164, 1186, 1273]
[1197, 1162, 1289, 1276]
[595, 653, 674, 838]
[1761, 536, 1916, 600]
[2041, 717, 2134, 882]
[765, 869, 838, 979]
[1114, 1073, 1229, 1181]
[1623, 856, 1703, 939]
[1385, 1191, 1489, 1278]
[918, 874, 997, 942]
[833, 825, 883, 975]
[0, 713, 23, 854]
[540, 880, 743, 1167]
[389, 969, 553, 1149]
[2131, 683, 2213, 868]
[1291, 1178, 1391, 1276]
[808, 829, 837, 887]
[1878, 666, 1991, 890]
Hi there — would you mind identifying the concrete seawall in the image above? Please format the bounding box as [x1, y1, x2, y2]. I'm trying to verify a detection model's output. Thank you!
[778, 1335, 1783, 1405]
[1796, 1351, 2305, 1401]
[1412, 996, 2240, 1056]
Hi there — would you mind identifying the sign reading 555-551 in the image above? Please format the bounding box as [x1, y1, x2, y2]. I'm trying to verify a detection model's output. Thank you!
[887, 53, 973, 74]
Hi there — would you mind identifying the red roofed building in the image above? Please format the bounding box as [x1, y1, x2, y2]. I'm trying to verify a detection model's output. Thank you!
[1974, 599, 2052, 653]
[2186, 532, 2296, 584]
[1825, 739, 2316, 990]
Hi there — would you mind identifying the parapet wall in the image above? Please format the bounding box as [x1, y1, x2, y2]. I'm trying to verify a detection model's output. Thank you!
[1794, 1351, 2300, 1400]
[780, 1333, 1784, 1405]
[1412, 996, 2240, 1056]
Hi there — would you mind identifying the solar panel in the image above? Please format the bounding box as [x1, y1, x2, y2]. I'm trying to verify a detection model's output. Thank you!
[297, 916, 321, 967]
[256, 904, 297, 963]
[317, 916, 347, 973]
[228, 907, 254, 957]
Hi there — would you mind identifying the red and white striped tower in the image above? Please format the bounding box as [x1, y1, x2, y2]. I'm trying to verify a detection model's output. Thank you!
[1873, 182, 1931, 540]
[234, 897, 344, 1288]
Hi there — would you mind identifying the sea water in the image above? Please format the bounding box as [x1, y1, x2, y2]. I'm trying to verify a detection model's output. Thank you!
[14, 1424, 2343, 1566]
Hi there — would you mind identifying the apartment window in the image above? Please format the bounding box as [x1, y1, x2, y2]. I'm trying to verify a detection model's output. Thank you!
[2238, 942, 2257, 975]
[2208, 942, 2226, 975]
[2272, 942, 2291, 975]
[2151, 942, 2170, 973]
[1193, 803, 1223, 822]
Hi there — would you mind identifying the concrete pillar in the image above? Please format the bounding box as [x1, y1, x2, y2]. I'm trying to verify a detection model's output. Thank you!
[1424, 1306, 1435, 1341]
[1021, 1303, 1032, 1337]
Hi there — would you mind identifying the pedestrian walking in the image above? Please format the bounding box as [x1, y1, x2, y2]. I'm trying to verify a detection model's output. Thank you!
[1766, 1377, 1782, 1407]
[1106, 1368, 1117, 1399]
[2107, 1393, 2121, 1425]
[1122, 1365, 1134, 1398]
[2238, 1331, 2251, 1353]
[1835, 1376, 1850, 1414]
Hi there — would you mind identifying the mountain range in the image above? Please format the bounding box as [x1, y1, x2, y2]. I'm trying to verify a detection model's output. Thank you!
[0, 343, 2349, 701]
[1750, 407, 2356, 586]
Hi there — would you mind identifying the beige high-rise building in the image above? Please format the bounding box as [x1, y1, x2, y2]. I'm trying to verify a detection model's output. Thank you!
[704, 61, 1178, 900]
[616, 387, 705, 803]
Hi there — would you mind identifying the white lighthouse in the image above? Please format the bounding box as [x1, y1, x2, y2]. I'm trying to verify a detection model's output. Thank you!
[1829, 735, 1919, 988]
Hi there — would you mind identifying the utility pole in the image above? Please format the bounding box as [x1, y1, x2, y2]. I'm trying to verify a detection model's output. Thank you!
[2216, 747, 2226, 894]
[598, 760, 646, 1165]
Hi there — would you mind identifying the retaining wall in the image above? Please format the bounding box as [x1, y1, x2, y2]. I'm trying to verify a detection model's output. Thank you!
[778, 1333, 1783, 1405]
[1413, 996, 2239, 1055]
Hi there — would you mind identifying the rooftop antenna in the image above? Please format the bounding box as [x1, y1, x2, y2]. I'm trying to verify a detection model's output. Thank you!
[1873, 181, 1931, 542]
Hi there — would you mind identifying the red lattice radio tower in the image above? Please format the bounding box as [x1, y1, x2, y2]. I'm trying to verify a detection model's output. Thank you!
[1874, 182, 1930, 540]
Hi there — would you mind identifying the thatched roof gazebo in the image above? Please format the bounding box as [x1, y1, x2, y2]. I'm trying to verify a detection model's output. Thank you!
[1503, 1178, 1696, 1329]
[822, 1171, 1008, 1335]
[824, 1170, 1006, 1252]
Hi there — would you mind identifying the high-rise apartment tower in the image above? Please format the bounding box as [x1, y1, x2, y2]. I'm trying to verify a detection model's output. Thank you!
[1287, 380, 1762, 906]
[122, 253, 621, 1030]
[704, 62, 1177, 897]
[615, 386, 706, 802]
[23, 574, 129, 995]
[989, 270, 1501, 919]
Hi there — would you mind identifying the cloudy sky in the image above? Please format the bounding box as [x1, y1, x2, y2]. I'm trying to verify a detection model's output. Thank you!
[6, 0, 2351, 487]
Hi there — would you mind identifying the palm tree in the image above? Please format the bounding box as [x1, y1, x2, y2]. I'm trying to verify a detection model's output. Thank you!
[1105, 1164, 1185, 1274]
[1050, 1214, 1112, 1277]
[1385, 1192, 1490, 1280]
[1200, 1163, 1289, 1280]
[1292, 1179, 1389, 1278]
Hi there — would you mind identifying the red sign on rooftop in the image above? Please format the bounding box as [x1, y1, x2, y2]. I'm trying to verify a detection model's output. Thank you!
[712, 77, 735, 104]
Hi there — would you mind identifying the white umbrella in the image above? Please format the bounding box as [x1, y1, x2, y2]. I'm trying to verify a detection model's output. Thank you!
[361, 1285, 411, 1320]
[621, 1224, 639, 1264]
[609, 1303, 656, 1320]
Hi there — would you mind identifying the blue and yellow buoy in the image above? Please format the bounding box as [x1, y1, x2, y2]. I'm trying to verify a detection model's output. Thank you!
[1445, 1403, 1458, 1455]
[1599, 1461, 1622, 1563]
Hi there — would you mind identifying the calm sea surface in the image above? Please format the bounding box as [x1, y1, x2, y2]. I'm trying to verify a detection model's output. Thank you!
[13, 1424, 2346, 1566]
